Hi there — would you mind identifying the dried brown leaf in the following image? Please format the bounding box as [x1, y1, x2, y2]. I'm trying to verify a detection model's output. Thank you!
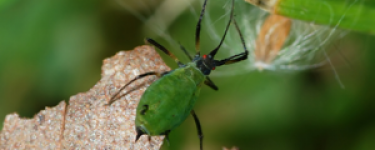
[1, 45, 170, 150]
[254, 14, 291, 70]
[0, 102, 66, 149]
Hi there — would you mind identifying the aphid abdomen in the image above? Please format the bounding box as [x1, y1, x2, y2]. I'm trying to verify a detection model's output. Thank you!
[135, 64, 205, 136]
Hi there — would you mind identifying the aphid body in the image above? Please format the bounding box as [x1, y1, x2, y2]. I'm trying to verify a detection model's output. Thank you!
[136, 61, 205, 136]
[107, 0, 248, 149]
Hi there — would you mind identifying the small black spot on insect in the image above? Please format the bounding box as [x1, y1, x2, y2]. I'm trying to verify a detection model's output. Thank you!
[140, 105, 149, 115]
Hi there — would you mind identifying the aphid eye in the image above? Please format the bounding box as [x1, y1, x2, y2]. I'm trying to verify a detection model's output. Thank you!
[140, 105, 149, 115]
[203, 55, 207, 59]
[212, 67, 215, 70]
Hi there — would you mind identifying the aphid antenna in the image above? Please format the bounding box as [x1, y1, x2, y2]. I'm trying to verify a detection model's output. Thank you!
[207, 0, 235, 58]
[195, 0, 208, 56]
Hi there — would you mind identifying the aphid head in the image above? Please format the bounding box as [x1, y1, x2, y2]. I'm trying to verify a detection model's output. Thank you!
[196, 53, 217, 75]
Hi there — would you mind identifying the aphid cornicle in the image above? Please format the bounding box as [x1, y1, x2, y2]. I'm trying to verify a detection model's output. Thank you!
[107, 0, 248, 149]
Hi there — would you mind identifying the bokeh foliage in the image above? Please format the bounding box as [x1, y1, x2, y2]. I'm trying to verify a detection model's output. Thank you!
[1, 0, 375, 150]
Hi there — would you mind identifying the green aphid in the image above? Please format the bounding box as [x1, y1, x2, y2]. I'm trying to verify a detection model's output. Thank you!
[107, 0, 248, 149]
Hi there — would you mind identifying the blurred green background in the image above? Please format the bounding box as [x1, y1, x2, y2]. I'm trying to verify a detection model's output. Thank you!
[0, 0, 374, 150]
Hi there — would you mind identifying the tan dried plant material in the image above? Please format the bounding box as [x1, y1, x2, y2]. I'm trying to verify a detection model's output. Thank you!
[0, 102, 67, 149]
[0, 45, 169, 150]
[254, 14, 291, 70]
[244, 0, 278, 11]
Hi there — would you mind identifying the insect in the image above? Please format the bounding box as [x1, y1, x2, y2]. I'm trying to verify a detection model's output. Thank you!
[107, 0, 248, 149]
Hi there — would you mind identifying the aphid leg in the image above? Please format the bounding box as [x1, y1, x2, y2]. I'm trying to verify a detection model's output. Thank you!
[107, 71, 168, 106]
[208, 0, 235, 57]
[195, 0, 208, 56]
[191, 110, 204, 150]
[178, 43, 193, 61]
[204, 76, 218, 91]
[216, 51, 248, 65]
[145, 38, 184, 66]
[215, 18, 249, 66]
[114, 82, 146, 103]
